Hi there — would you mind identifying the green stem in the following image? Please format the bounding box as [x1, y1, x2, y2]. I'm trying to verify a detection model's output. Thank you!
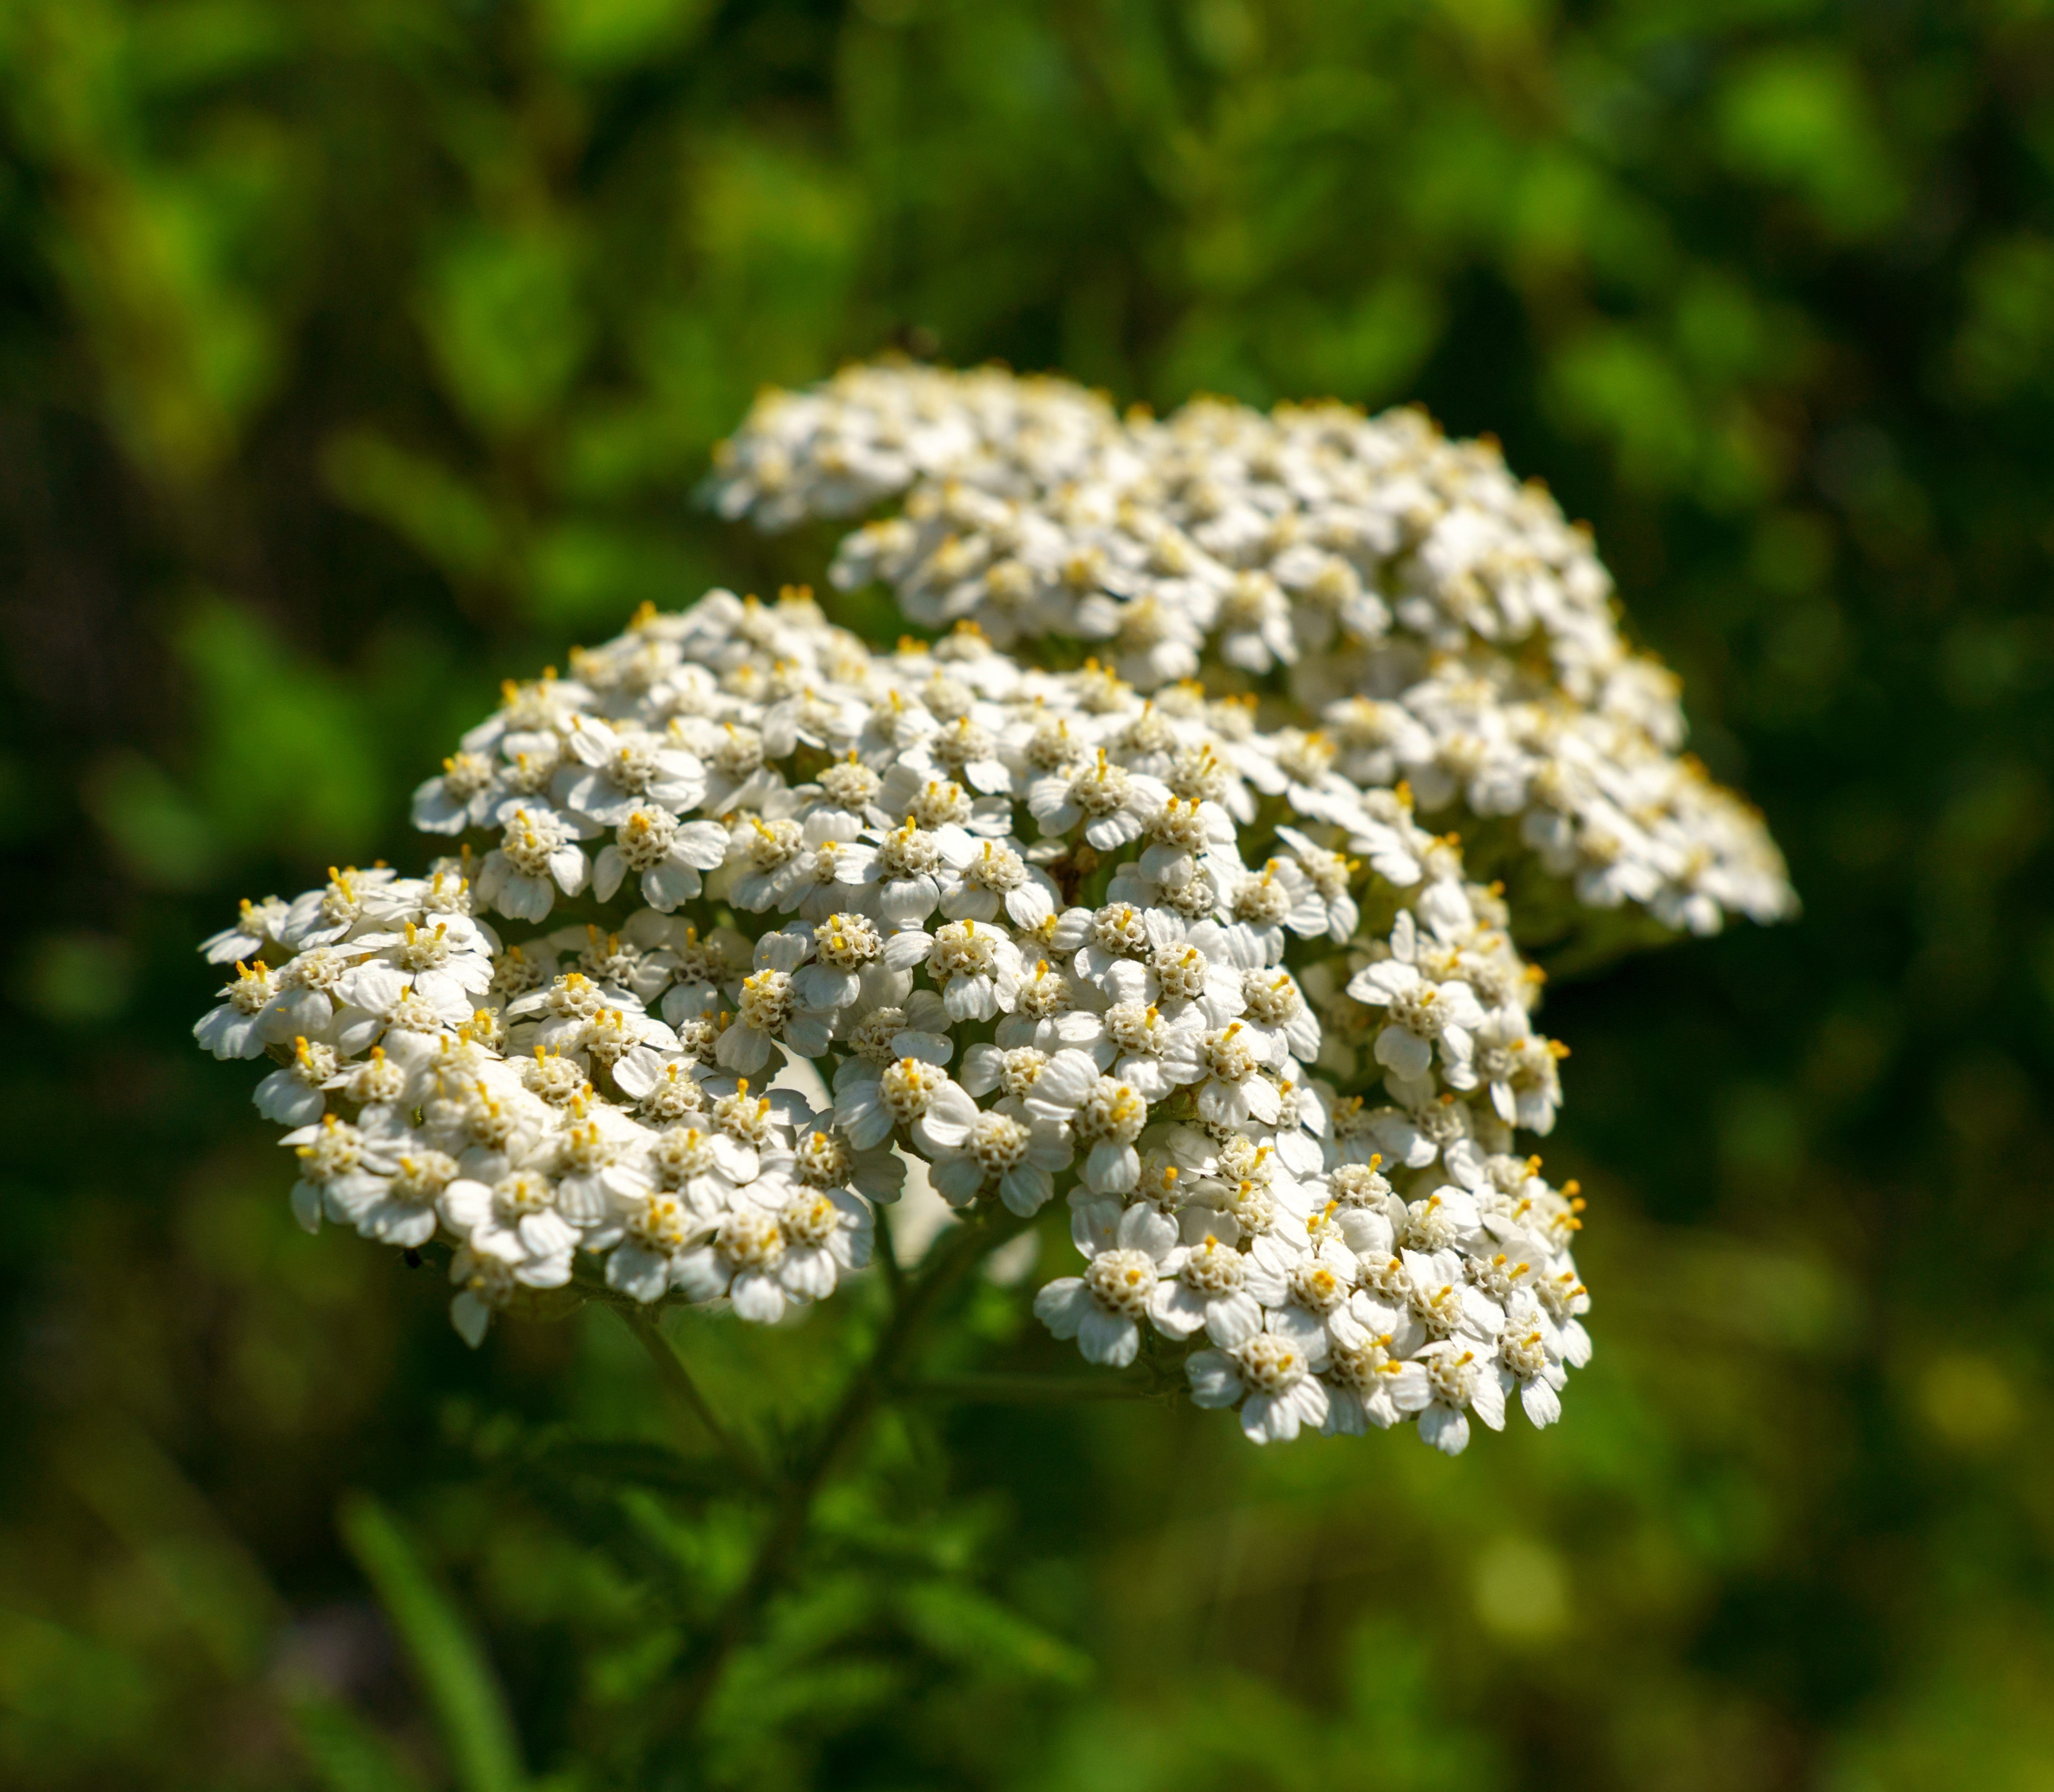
[871, 1200, 909, 1310]
[615, 1305, 767, 1491]
[657, 1209, 1025, 1750]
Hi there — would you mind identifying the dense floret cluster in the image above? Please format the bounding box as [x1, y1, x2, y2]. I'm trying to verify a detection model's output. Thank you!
[712, 360, 1795, 936]
[196, 589, 1588, 1450]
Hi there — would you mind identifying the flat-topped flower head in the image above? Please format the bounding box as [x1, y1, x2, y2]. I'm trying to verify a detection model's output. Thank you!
[712, 358, 1796, 941]
[196, 549, 1593, 1450]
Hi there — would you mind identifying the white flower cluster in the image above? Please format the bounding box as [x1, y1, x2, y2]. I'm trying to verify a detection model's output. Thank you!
[195, 865, 878, 1344]
[708, 361, 1141, 529]
[710, 361, 1795, 937]
[194, 588, 1589, 1450]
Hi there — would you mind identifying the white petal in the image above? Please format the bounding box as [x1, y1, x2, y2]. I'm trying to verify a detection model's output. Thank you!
[607, 1243, 671, 1305]
[1033, 1278, 1090, 1340]
[1077, 1305, 1139, 1366]
[1185, 1349, 1244, 1409]
[450, 1292, 492, 1348]
[1206, 1290, 1263, 1347]
[1418, 1404, 1470, 1455]
[1374, 1026, 1434, 1081]
[1520, 1377, 1563, 1428]
[730, 1271, 787, 1323]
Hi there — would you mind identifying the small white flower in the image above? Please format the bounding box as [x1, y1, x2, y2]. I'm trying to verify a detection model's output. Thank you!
[725, 813, 810, 911]
[1022, 1052, 1150, 1193]
[788, 838, 881, 921]
[927, 1105, 1071, 1215]
[253, 1035, 336, 1126]
[593, 808, 730, 911]
[1320, 1330, 1412, 1434]
[1387, 1341, 1507, 1455]
[1185, 1327, 1331, 1443]
[1273, 826, 1360, 943]
[335, 1148, 460, 1249]
[1400, 1247, 1504, 1346]
[555, 716, 707, 824]
[694, 721, 782, 813]
[1468, 1009, 1565, 1134]
[1227, 858, 1326, 957]
[1235, 967, 1322, 1067]
[1533, 1264, 1593, 1368]
[1494, 1302, 1569, 1427]
[937, 836, 1059, 929]
[1033, 1199, 1180, 1366]
[281, 1111, 401, 1234]
[1346, 910, 1490, 1084]
[605, 1189, 705, 1302]
[1090, 910, 1249, 1029]
[476, 807, 594, 922]
[284, 866, 403, 947]
[671, 1179, 868, 1321]
[1149, 1232, 1265, 1348]
[792, 1120, 906, 1206]
[329, 961, 475, 1056]
[832, 1052, 974, 1155]
[792, 911, 883, 1010]
[884, 918, 1024, 1021]
[1193, 1023, 1281, 1129]
[1214, 570, 1296, 673]
[1244, 1234, 1362, 1362]
[863, 820, 950, 927]
[1028, 749, 1169, 849]
[342, 916, 496, 1012]
[439, 1168, 581, 1273]
[449, 1248, 523, 1347]
[763, 1184, 874, 1301]
[194, 960, 291, 1060]
[200, 896, 293, 965]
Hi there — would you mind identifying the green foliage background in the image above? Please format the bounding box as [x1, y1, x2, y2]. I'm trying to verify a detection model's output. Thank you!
[4, 0, 2054, 1785]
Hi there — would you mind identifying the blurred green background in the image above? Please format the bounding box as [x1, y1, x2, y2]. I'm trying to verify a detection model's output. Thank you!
[5, 0, 2054, 1786]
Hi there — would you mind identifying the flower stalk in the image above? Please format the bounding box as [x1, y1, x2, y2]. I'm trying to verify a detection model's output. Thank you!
[655, 1206, 1026, 1751]
[614, 1304, 768, 1490]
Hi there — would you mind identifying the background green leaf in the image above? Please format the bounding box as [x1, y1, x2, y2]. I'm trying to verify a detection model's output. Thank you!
[338, 1495, 526, 1792]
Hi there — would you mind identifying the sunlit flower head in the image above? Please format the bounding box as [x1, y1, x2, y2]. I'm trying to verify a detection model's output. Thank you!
[196, 586, 1589, 1452]
[712, 362, 1796, 940]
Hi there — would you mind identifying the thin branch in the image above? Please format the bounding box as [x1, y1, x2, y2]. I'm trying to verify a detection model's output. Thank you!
[615, 1305, 768, 1491]
[656, 1208, 1029, 1750]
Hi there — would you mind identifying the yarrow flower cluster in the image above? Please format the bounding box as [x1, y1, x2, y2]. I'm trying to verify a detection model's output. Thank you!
[710, 360, 1796, 937]
[196, 586, 1589, 1451]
